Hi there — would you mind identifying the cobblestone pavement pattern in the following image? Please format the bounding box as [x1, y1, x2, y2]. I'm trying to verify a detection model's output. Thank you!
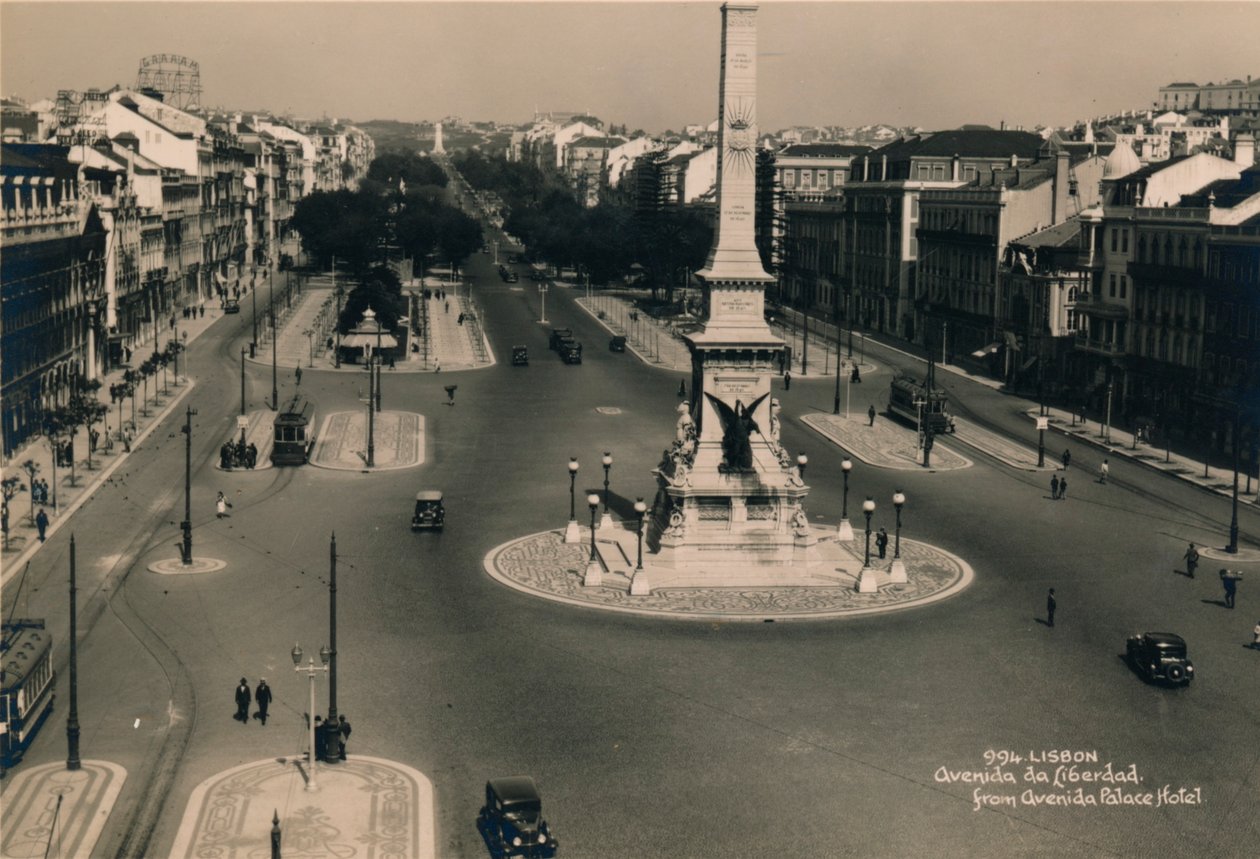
[803, 413, 971, 471]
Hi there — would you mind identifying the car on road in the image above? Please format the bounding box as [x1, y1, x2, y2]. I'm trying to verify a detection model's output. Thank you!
[477, 776, 558, 858]
[1126, 632, 1193, 685]
[609, 335, 626, 352]
[223, 298, 241, 314]
[558, 339, 582, 364]
[512, 345, 529, 366]
[411, 490, 445, 531]
[548, 328, 573, 351]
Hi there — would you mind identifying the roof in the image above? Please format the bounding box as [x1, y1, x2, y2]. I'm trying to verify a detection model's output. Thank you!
[415, 490, 443, 501]
[1165, 82, 1199, 88]
[779, 143, 872, 157]
[1, 142, 74, 176]
[1011, 218, 1082, 250]
[488, 776, 542, 804]
[569, 136, 624, 149]
[1180, 166, 1260, 208]
[868, 129, 1045, 161]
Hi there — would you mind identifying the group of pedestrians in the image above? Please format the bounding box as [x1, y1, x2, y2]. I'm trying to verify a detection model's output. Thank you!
[233, 677, 353, 758]
[1049, 473, 1069, 500]
[30, 478, 51, 505]
[219, 439, 259, 470]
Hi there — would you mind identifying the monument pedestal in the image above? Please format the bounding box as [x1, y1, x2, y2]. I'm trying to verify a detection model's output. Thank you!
[856, 564, 880, 593]
[629, 569, 651, 596]
[583, 558, 603, 587]
[889, 558, 907, 583]
[598, 512, 614, 531]
[563, 519, 582, 544]
[837, 519, 854, 542]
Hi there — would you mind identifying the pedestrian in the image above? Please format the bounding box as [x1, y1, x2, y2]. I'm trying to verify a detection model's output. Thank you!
[199, 305, 205, 318]
[1252, 620, 1260, 650]
[246, 443, 258, 469]
[254, 678, 272, 725]
[89, 427, 99, 454]
[784, 370, 792, 390]
[1099, 458, 1110, 484]
[851, 365, 862, 383]
[388, 353, 395, 370]
[868, 404, 876, 427]
[1221, 569, 1241, 609]
[216, 491, 231, 518]
[338, 715, 351, 760]
[445, 384, 457, 406]
[1046, 588, 1056, 627]
[234, 678, 251, 723]
[1184, 543, 1199, 578]
[1061, 448, 1071, 470]
[444, 300, 450, 314]
[678, 379, 687, 398]
[35, 508, 49, 542]
[295, 366, 302, 386]
[876, 527, 888, 559]
[1050, 474, 1060, 500]
[220, 441, 233, 470]
[1059, 476, 1068, 500]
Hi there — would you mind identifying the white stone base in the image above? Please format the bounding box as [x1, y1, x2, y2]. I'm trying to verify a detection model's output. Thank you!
[629, 569, 651, 595]
[598, 512, 614, 531]
[856, 564, 880, 593]
[584, 559, 604, 587]
[837, 519, 854, 542]
[889, 558, 907, 583]
[564, 520, 582, 544]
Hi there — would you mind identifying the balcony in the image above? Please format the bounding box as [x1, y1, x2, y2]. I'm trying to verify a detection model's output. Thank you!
[1074, 332, 1125, 355]
[1127, 261, 1202, 287]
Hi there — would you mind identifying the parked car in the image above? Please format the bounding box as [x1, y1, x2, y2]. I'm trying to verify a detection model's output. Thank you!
[548, 328, 573, 351]
[512, 345, 529, 366]
[559, 340, 582, 364]
[411, 490, 445, 531]
[223, 298, 241, 314]
[1126, 632, 1194, 685]
[506, 272, 519, 283]
[609, 335, 626, 352]
[477, 776, 558, 858]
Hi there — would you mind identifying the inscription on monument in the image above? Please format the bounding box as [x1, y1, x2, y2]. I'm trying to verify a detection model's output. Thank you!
[715, 378, 758, 396]
[714, 293, 758, 316]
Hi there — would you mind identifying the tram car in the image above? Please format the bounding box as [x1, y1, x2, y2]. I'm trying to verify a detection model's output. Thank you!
[1, 620, 55, 769]
[888, 374, 956, 434]
[271, 397, 316, 466]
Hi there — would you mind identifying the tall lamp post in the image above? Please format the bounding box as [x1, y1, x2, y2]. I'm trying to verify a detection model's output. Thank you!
[1228, 409, 1240, 553]
[833, 348, 843, 414]
[599, 452, 613, 530]
[797, 452, 808, 482]
[889, 490, 907, 583]
[631, 497, 650, 596]
[565, 458, 581, 543]
[291, 643, 329, 791]
[584, 493, 602, 586]
[837, 459, 854, 541]
[251, 281, 259, 358]
[270, 287, 279, 410]
[322, 533, 341, 766]
[181, 406, 197, 565]
[66, 535, 81, 770]
[857, 497, 878, 593]
[181, 330, 189, 382]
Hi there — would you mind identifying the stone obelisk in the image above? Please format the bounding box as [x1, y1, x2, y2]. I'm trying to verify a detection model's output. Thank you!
[646, 3, 814, 584]
[433, 122, 445, 154]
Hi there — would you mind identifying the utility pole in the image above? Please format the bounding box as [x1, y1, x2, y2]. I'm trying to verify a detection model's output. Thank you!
[270, 285, 278, 410]
[324, 533, 341, 765]
[66, 535, 81, 770]
[182, 405, 197, 564]
[366, 362, 376, 468]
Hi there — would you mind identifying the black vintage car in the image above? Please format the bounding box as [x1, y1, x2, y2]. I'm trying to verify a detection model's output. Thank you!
[477, 776, 558, 858]
[548, 328, 573, 351]
[1126, 632, 1194, 685]
[609, 335, 627, 352]
[558, 340, 582, 364]
[411, 490, 445, 531]
[223, 298, 241, 314]
[511, 345, 529, 366]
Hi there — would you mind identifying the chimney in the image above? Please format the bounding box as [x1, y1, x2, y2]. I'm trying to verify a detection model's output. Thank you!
[1234, 134, 1255, 167]
[1052, 148, 1070, 224]
[951, 153, 960, 181]
[862, 156, 869, 181]
[880, 154, 887, 181]
[1009, 153, 1019, 168]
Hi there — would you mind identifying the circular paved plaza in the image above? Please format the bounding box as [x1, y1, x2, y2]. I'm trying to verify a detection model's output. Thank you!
[484, 529, 973, 621]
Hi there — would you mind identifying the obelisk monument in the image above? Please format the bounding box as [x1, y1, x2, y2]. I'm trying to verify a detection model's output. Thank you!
[645, 3, 815, 585]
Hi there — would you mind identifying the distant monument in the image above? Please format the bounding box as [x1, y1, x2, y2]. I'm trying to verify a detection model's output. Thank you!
[645, 3, 815, 585]
[433, 122, 445, 154]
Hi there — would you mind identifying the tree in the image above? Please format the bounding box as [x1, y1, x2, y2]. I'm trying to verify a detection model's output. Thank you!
[435, 208, 483, 273]
[338, 266, 405, 333]
[65, 379, 108, 473]
[1, 475, 24, 549]
[20, 459, 39, 524]
[292, 189, 390, 272]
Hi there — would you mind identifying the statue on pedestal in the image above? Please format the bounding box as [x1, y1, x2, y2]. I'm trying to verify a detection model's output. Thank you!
[705, 392, 768, 472]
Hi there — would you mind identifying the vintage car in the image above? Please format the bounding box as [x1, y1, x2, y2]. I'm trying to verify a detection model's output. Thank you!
[608, 335, 627, 352]
[411, 490, 445, 531]
[558, 340, 582, 364]
[477, 776, 558, 858]
[223, 298, 241, 314]
[511, 345, 529, 366]
[548, 328, 573, 351]
[1126, 632, 1194, 685]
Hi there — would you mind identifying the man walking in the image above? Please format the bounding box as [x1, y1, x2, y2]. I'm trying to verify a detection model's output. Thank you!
[876, 527, 889, 559]
[35, 507, 49, 542]
[1050, 474, 1060, 500]
[234, 678, 251, 723]
[1221, 569, 1241, 609]
[784, 370, 791, 391]
[1059, 477, 1068, 500]
[1046, 588, 1057, 627]
[868, 404, 877, 427]
[1099, 458, 1110, 484]
[255, 678, 272, 725]
[1061, 448, 1071, 470]
[295, 366, 302, 386]
[337, 715, 351, 760]
[1184, 543, 1199, 578]
[216, 491, 231, 518]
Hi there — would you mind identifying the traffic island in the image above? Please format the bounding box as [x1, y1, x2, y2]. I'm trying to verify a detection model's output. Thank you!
[803, 413, 972, 471]
[148, 556, 228, 575]
[484, 528, 973, 621]
[308, 411, 426, 471]
[167, 756, 435, 859]
[0, 761, 127, 859]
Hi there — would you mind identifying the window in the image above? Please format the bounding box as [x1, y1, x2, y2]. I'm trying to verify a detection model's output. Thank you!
[1110, 228, 1118, 253]
[784, 171, 796, 189]
[817, 171, 829, 190]
[1119, 276, 1127, 300]
[1109, 273, 1117, 297]
[1121, 229, 1129, 254]
[933, 164, 946, 180]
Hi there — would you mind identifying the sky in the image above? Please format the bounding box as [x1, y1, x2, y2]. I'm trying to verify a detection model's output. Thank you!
[3, 1, 1259, 133]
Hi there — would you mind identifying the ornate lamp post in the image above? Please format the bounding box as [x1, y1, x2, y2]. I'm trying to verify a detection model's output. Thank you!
[291, 643, 329, 791]
[303, 328, 315, 368]
[181, 406, 197, 565]
[584, 493, 603, 586]
[837, 458, 854, 541]
[833, 347, 843, 414]
[634, 498, 647, 573]
[890, 490, 907, 582]
[565, 458, 581, 543]
[797, 452, 808, 482]
[181, 330, 189, 382]
[66, 536, 80, 770]
[857, 496, 879, 593]
[599, 452, 613, 530]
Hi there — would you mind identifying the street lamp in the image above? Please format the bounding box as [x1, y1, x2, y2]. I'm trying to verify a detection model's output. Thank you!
[291, 643, 330, 792]
[303, 328, 314, 367]
[584, 492, 602, 586]
[600, 452, 613, 530]
[270, 285, 278, 410]
[634, 498, 647, 572]
[181, 406, 197, 565]
[797, 452, 808, 482]
[67, 536, 80, 770]
[890, 490, 907, 583]
[857, 496, 878, 593]
[181, 330, 189, 382]
[833, 348, 842, 414]
[565, 458, 581, 543]
[837, 459, 854, 541]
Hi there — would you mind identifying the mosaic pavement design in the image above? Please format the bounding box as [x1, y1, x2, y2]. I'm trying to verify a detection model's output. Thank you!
[803, 414, 971, 471]
[484, 530, 972, 621]
[0, 761, 127, 859]
[310, 411, 424, 470]
[168, 756, 434, 859]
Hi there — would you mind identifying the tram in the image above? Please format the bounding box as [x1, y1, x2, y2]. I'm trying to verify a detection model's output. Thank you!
[1, 620, 55, 769]
[271, 397, 315, 466]
[888, 373, 955, 434]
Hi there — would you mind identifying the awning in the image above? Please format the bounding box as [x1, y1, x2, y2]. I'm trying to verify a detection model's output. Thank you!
[971, 342, 1000, 358]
